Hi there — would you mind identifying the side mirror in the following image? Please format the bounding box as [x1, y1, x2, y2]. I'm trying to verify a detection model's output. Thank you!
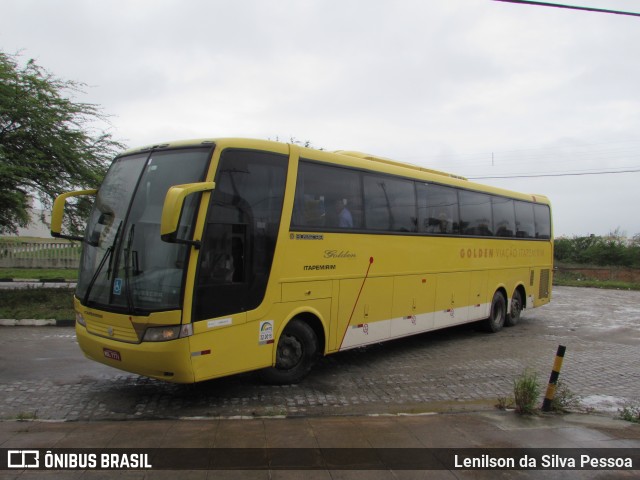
[160, 182, 215, 247]
[51, 189, 98, 241]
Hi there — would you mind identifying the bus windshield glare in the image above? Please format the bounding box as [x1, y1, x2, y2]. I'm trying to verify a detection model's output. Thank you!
[76, 147, 211, 313]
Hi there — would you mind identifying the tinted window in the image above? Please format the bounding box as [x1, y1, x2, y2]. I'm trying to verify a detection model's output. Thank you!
[492, 197, 516, 238]
[534, 204, 551, 239]
[418, 183, 460, 234]
[291, 160, 551, 241]
[364, 174, 417, 232]
[459, 191, 493, 236]
[292, 161, 363, 229]
[514, 201, 535, 238]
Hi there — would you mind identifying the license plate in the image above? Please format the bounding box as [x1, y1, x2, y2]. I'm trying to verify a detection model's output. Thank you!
[103, 348, 122, 361]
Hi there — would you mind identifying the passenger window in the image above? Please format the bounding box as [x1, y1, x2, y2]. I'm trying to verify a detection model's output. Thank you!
[534, 204, 551, 239]
[363, 174, 417, 232]
[292, 161, 363, 229]
[492, 197, 516, 237]
[459, 191, 493, 236]
[514, 201, 535, 238]
[418, 183, 460, 234]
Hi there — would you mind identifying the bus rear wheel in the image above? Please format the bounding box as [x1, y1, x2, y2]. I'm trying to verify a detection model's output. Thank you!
[505, 289, 523, 327]
[484, 291, 506, 333]
[259, 319, 319, 385]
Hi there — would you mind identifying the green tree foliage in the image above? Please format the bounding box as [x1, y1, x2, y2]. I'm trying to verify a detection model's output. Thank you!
[0, 51, 123, 235]
[554, 230, 640, 268]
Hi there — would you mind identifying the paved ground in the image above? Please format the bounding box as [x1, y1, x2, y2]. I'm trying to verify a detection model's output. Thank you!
[1, 286, 640, 478]
[1, 411, 639, 478]
[0, 286, 639, 421]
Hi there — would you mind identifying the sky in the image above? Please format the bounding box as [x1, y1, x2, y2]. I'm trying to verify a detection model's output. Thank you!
[2, 0, 640, 237]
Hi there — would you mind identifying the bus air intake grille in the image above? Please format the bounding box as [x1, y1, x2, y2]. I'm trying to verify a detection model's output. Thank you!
[539, 269, 551, 299]
[86, 318, 140, 343]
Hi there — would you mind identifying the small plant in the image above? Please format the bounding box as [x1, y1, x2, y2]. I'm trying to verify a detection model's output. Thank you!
[495, 395, 514, 410]
[16, 411, 38, 421]
[617, 402, 640, 424]
[549, 381, 582, 413]
[513, 369, 541, 415]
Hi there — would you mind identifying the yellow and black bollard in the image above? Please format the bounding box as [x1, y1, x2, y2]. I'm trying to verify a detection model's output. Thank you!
[542, 345, 566, 412]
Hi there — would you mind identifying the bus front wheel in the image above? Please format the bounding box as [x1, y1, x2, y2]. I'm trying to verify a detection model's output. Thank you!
[484, 291, 506, 333]
[259, 319, 319, 385]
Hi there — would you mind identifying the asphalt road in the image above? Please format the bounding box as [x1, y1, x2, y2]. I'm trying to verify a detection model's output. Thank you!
[0, 286, 639, 421]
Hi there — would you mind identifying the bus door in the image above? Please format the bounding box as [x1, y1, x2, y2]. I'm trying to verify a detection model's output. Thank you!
[192, 149, 289, 322]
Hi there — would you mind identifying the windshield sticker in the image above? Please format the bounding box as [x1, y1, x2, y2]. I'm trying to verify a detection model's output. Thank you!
[113, 278, 122, 296]
[259, 321, 274, 345]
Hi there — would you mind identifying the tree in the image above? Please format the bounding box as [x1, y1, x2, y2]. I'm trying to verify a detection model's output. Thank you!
[0, 51, 124, 235]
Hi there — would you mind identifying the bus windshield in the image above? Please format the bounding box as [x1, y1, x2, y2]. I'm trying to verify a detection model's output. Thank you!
[76, 147, 211, 313]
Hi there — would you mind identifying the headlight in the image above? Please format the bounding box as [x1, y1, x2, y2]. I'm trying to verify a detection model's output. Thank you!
[76, 312, 86, 327]
[143, 324, 193, 342]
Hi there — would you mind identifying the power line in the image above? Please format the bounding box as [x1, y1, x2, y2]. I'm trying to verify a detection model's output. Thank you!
[405, 139, 640, 166]
[493, 0, 640, 17]
[469, 168, 640, 179]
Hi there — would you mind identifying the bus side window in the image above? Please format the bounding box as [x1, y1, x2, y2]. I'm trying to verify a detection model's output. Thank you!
[460, 191, 493, 236]
[534, 204, 551, 239]
[492, 197, 516, 238]
[514, 201, 535, 238]
[292, 160, 363, 230]
[363, 174, 417, 232]
[418, 184, 460, 235]
[419, 183, 459, 235]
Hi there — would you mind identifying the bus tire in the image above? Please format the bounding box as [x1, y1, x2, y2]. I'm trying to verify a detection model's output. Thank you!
[484, 291, 506, 333]
[259, 319, 319, 385]
[505, 289, 523, 327]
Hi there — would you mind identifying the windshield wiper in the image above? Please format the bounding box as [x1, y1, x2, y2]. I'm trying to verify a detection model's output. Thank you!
[124, 224, 136, 312]
[83, 221, 122, 305]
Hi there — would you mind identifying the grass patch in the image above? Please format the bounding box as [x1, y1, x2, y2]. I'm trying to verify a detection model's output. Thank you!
[0, 287, 75, 320]
[0, 268, 78, 281]
[553, 270, 640, 291]
[16, 411, 38, 421]
[0, 236, 72, 244]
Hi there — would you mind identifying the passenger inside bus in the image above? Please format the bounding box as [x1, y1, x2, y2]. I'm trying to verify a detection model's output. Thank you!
[334, 199, 353, 228]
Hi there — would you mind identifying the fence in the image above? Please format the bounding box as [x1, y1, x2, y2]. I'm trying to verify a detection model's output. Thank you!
[0, 240, 81, 269]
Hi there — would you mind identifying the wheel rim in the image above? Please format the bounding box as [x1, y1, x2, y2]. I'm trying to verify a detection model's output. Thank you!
[276, 334, 303, 370]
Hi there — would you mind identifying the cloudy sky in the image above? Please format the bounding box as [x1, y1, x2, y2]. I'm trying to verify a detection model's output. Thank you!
[2, 0, 640, 237]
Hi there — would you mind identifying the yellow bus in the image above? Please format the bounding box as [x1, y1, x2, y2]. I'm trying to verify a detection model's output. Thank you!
[52, 138, 553, 384]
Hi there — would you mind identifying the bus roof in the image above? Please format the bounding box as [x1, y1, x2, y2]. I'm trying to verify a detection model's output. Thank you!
[121, 138, 551, 205]
[334, 151, 468, 181]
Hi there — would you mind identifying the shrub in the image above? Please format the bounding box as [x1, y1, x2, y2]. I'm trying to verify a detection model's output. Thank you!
[549, 381, 581, 413]
[618, 403, 640, 424]
[513, 369, 541, 415]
